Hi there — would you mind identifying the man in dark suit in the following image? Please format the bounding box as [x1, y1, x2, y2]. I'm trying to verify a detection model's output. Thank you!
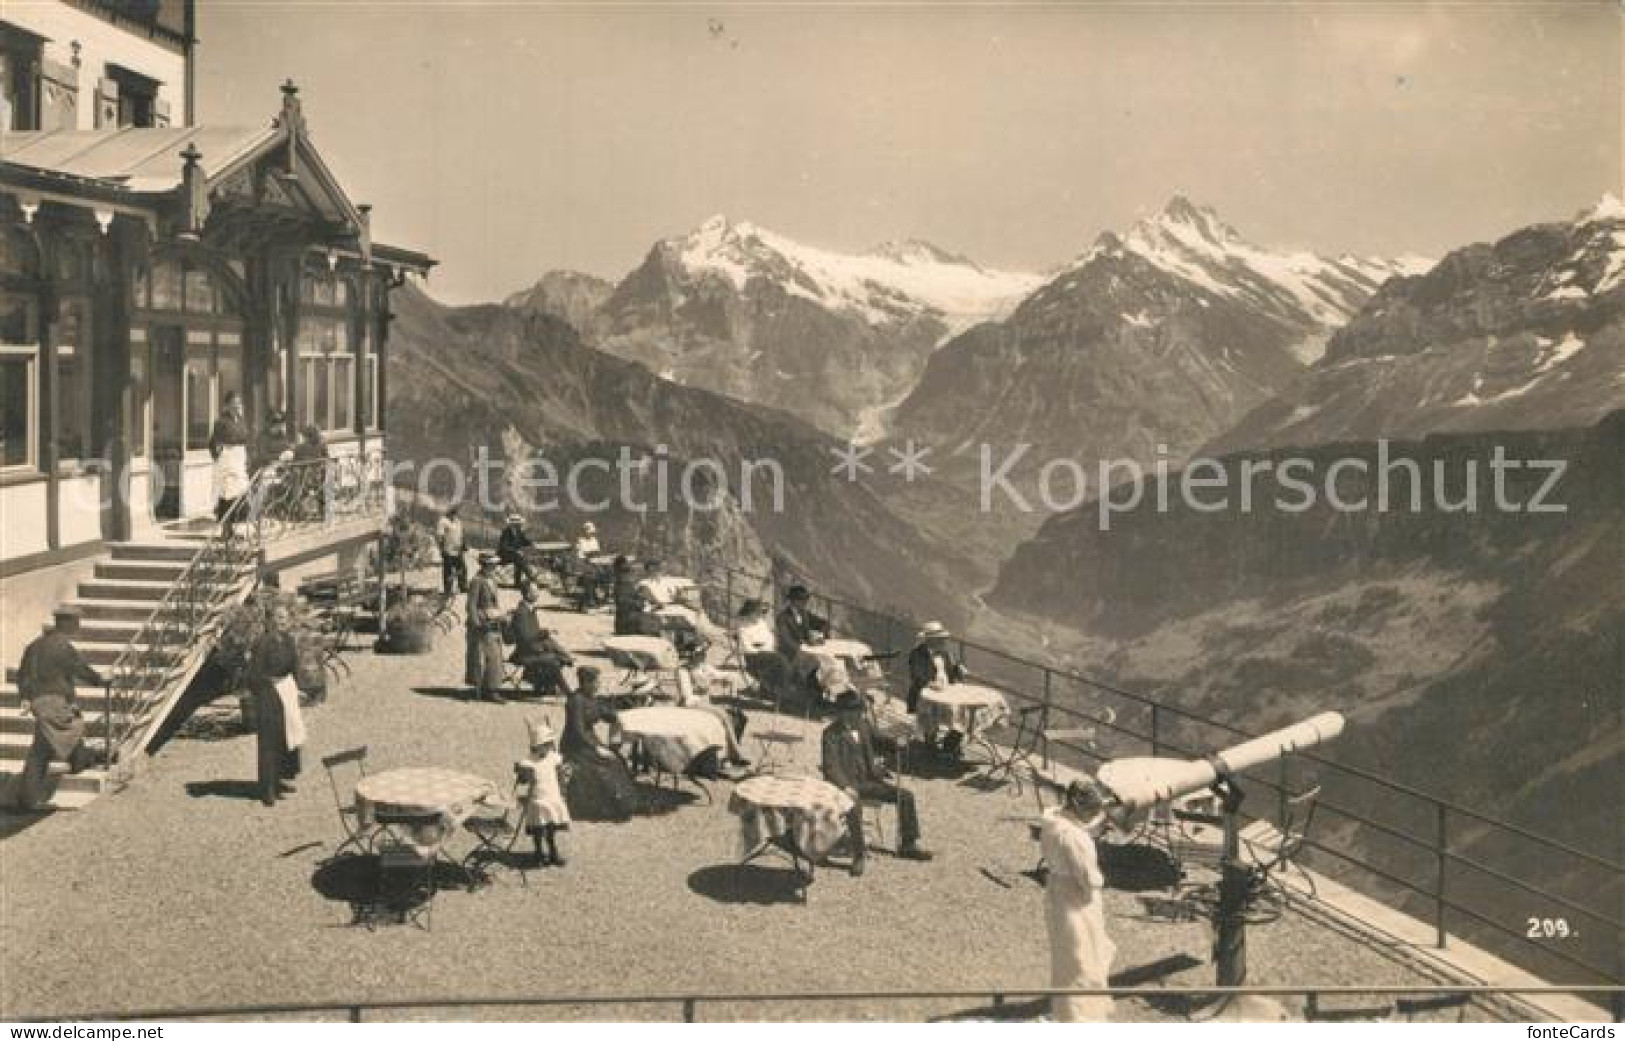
[775, 585, 828, 657]
[509, 583, 574, 698]
[9, 608, 104, 810]
[906, 620, 965, 713]
[496, 513, 538, 590]
[821, 691, 934, 875]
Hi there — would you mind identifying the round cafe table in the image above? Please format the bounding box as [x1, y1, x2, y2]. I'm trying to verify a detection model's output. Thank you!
[729, 774, 855, 882]
[354, 767, 501, 852]
[602, 634, 680, 671]
[917, 683, 1010, 757]
[616, 706, 729, 775]
[794, 637, 880, 697]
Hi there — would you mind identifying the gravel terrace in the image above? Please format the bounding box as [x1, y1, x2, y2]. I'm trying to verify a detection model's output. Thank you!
[1, 580, 1486, 1022]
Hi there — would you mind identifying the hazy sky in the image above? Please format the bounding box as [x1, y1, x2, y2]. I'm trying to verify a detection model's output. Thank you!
[197, 2, 1621, 304]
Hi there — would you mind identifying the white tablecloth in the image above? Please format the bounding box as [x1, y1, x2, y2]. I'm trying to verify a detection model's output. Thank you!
[616, 706, 729, 773]
[354, 767, 500, 851]
[918, 683, 1010, 739]
[729, 774, 854, 860]
[602, 635, 680, 671]
[794, 638, 880, 693]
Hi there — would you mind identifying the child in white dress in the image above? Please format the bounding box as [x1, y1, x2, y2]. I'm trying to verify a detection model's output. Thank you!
[518, 718, 571, 867]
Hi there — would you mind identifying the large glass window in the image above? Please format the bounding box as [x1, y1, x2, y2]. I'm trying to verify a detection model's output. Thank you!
[132, 259, 242, 456]
[55, 299, 92, 461]
[297, 268, 359, 436]
[129, 328, 148, 459]
[0, 349, 34, 469]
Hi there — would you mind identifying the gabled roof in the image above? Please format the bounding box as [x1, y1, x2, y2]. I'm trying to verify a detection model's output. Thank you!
[1, 111, 434, 274]
[1, 125, 275, 192]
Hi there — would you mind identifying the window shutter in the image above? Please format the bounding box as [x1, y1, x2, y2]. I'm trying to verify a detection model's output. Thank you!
[151, 97, 171, 128]
[94, 76, 119, 129]
[39, 58, 77, 131]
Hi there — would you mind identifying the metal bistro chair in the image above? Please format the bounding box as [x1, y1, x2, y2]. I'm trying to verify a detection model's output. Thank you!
[980, 703, 1046, 794]
[462, 779, 528, 890]
[320, 746, 373, 860]
[1237, 784, 1322, 902]
[370, 808, 447, 931]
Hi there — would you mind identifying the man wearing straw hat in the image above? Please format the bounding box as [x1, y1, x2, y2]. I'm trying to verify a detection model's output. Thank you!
[465, 553, 507, 703]
[906, 620, 964, 714]
[7, 608, 104, 810]
[496, 511, 539, 590]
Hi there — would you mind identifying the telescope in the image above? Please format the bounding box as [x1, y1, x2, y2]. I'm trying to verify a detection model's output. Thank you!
[1086, 710, 1346, 1004]
[1094, 711, 1346, 812]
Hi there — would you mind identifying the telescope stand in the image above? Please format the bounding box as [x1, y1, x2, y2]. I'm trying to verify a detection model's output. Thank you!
[1195, 778, 1288, 1022]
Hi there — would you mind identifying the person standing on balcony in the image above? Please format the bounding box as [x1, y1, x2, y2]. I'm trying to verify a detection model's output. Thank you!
[436, 505, 468, 596]
[465, 552, 507, 704]
[7, 608, 104, 811]
[208, 392, 251, 535]
[254, 409, 295, 470]
[249, 602, 304, 807]
[1039, 780, 1117, 1023]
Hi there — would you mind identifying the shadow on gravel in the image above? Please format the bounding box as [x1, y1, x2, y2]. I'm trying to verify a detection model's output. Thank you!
[1100, 842, 1183, 892]
[410, 686, 474, 702]
[686, 863, 805, 906]
[184, 779, 264, 801]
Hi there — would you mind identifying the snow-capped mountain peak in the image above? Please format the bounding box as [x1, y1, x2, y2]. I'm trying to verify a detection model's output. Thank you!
[663, 216, 1042, 331]
[1579, 193, 1625, 224]
[1064, 196, 1432, 338]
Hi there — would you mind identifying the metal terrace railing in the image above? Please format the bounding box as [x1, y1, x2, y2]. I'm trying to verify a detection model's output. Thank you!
[706, 566, 1623, 1000]
[26, 984, 1624, 1024]
[377, 492, 1620, 999]
[102, 450, 389, 774]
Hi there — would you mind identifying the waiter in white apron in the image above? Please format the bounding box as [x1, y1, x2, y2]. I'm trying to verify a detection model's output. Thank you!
[208, 392, 252, 535]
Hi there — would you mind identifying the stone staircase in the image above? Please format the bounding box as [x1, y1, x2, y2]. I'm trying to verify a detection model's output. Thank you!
[2, 538, 258, 810]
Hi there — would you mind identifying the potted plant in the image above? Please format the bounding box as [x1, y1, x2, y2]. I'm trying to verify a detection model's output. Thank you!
[380, 595, 438, 655]
[378, 517, 439, 593]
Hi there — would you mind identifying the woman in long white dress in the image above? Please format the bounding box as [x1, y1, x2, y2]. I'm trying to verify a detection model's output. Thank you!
[1039, 780, 1117, 1022]
[519, 719, 572, 866]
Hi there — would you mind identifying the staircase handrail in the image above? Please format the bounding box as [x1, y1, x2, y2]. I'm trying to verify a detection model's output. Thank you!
[101, 449, 389, 774]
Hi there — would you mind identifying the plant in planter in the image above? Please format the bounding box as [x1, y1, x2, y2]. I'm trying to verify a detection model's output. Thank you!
[380, 595, 438, 654]
[377, 517, 440, 591]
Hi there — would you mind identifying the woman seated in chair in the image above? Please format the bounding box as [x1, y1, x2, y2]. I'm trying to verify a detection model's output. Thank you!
[508, 583, 573, 698]
[561, 667, 642, 821]
[734, 599, 788, 696]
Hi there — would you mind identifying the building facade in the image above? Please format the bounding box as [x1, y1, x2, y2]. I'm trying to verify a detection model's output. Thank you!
[0, 0, 431, 577]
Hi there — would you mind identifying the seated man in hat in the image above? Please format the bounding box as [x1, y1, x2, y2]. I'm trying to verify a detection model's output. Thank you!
[908, 620, 969, 756]
[823, 690, 934, 873]
[8, 608, 105, 811]
[509, 583, 574, 698]
[496, 513, 540, 590]
[775, 585, 829, 658]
